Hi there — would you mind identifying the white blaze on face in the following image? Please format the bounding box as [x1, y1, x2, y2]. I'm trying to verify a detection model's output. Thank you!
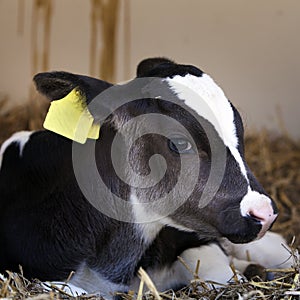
[165, 73, 277, 233]
[0, 131, 33, 170]
[165, 74, 249, 181]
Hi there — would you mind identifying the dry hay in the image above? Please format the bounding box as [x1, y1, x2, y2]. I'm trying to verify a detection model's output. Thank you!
[0, 96, 31, 143]
[244, 131, 300, 244]
[0, 92, 48, 142]
[0, 99, 300, 299]
[2, 259, 300, 300]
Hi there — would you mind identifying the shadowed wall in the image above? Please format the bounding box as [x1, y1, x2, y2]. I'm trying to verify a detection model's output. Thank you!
[0, 0, 299, 137]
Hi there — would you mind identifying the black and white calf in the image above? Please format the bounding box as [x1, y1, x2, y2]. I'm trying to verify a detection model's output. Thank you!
[0, 58, 280, 297]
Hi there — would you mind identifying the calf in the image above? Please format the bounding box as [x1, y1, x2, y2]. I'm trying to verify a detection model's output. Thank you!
[0, 58, 278, 297]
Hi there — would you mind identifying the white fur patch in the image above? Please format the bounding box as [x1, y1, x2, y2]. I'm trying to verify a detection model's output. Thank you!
[222, 231, 293, 269]
[134, 219, 164, 245]
[179, 243, 236, 285]
[0, 131, 33, 170]
[130, 193, 164, 244]
[165, 74, 249, 181]
[229, 146, 249, 181]
[70, 263, 128, 298]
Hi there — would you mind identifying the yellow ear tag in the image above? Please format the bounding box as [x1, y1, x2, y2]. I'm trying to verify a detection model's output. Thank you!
[43, 88, 100, 144]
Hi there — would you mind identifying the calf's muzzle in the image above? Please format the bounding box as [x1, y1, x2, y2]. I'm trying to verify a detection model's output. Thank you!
[240, 190, 278, 239]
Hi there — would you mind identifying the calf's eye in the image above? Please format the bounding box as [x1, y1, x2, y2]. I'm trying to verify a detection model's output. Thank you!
[168, 136, 195, 154]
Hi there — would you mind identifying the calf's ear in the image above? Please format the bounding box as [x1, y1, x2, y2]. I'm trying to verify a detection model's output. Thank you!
[136, 57, 175, 77]
[34, 71, 83, 101]
[33, 71, 113, 144]
[33, 71, 112, 104]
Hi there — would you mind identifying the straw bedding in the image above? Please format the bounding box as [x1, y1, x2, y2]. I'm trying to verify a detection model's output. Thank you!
[0, 98, 299, 299]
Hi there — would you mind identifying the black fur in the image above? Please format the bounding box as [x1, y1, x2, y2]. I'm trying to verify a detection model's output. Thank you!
[34, 71, 112, 103]
[137, 58, 203, 78]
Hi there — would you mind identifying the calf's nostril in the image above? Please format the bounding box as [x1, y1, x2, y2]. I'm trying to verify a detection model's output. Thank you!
[246, 206, 277, 225]
[247, 210, 266, 223]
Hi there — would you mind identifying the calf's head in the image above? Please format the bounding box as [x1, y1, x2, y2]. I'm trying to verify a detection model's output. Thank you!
[34, 58, 278, 243]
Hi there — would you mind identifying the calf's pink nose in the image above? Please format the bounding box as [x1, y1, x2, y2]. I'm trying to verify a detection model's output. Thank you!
[240, 190, 277, 239]
[248, 205, 277, 223]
